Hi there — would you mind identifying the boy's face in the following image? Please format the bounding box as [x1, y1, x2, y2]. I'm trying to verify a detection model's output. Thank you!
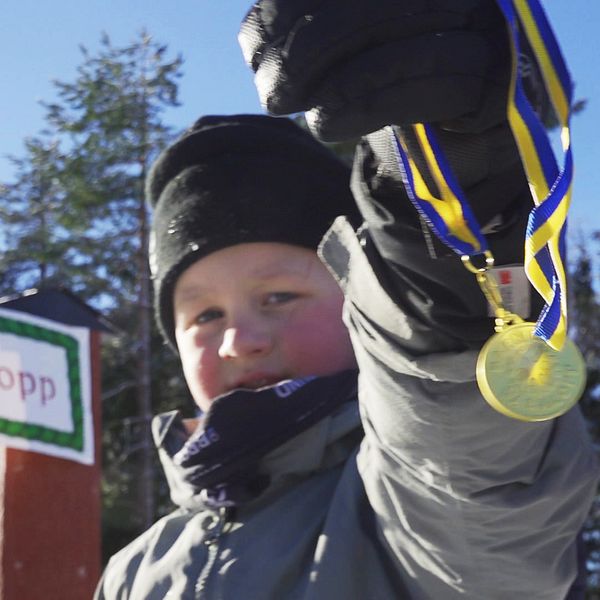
[173, 242, 357, 412]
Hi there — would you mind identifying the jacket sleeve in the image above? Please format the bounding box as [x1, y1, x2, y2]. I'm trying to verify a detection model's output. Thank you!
[319, 121, 599, 599]
[241, 1, 599, 595]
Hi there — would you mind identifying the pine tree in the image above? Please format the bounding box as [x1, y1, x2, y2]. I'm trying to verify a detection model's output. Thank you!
[0, 30, 193, 561]
[569, 236, 600, 595]
[40, 31, 188, 555]
[0, 137, 71, 294]
[570, 237, 600, 435]
[46, 32, 182, 548]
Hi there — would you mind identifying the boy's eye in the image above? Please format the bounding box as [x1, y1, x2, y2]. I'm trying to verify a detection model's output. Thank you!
[194, 308, 223, 325]
[264, 292, 299, 306]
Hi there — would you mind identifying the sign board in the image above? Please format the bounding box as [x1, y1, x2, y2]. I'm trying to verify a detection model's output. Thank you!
[0, 307, 93, 464]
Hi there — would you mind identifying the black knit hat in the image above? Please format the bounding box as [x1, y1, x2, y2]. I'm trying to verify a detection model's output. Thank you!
[147, 114, 359, 349]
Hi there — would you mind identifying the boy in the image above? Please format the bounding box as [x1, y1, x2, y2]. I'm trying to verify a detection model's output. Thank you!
[97, 1, 598, 598]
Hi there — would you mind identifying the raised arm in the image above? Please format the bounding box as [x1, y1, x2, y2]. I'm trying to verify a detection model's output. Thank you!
[240, 2, 599, 597]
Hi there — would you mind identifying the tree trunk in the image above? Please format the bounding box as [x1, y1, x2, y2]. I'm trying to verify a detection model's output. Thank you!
[137, 191, 154, 530]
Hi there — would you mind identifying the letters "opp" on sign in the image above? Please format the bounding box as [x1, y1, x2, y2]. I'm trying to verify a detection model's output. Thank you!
[0, 366, 56, 405]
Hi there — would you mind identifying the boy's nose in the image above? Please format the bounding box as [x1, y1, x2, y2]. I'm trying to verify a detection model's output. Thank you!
[218, 323, 273, 360]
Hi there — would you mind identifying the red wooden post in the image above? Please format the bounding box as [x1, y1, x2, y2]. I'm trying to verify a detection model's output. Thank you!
[0, 292, 109, 600]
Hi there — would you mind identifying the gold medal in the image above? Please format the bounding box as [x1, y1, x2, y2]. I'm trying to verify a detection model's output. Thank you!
[476, 321, 586, 422]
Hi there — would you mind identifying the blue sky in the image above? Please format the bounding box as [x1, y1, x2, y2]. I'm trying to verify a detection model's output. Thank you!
[1, 1, 599, 238]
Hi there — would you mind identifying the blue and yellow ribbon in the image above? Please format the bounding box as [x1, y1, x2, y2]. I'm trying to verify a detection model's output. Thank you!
[391, 0, 574, 351]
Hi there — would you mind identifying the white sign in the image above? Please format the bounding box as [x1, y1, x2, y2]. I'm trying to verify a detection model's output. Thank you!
[0, 307, 93, 465]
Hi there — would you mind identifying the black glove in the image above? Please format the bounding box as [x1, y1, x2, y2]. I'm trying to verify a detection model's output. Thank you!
[239, 0, 512, 140]
[239, 0, 548, 346]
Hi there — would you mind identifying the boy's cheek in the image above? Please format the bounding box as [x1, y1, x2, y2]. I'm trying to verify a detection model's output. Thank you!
[284, 304, 355, 374]
[179, 344, 221, 411]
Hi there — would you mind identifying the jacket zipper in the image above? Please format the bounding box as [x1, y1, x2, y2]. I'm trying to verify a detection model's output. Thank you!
[195, 507, 231, 598]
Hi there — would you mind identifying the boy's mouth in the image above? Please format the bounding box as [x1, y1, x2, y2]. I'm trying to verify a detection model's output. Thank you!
[233, 374, 286, 391]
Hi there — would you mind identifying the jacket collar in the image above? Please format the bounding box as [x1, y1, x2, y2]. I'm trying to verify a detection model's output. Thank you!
[152, 371, 361, 510]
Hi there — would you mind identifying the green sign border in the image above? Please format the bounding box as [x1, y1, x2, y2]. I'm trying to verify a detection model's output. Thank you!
[0, 315, 84, 451]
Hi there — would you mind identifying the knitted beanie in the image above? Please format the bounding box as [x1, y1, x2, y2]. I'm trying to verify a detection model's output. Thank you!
[147, 114, 359, 349]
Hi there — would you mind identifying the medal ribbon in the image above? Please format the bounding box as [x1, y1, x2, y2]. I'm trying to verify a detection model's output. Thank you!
[391, 0, 573, 351]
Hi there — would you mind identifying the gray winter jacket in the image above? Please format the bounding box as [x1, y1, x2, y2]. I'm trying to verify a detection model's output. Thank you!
[95, 214, 598, 599]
